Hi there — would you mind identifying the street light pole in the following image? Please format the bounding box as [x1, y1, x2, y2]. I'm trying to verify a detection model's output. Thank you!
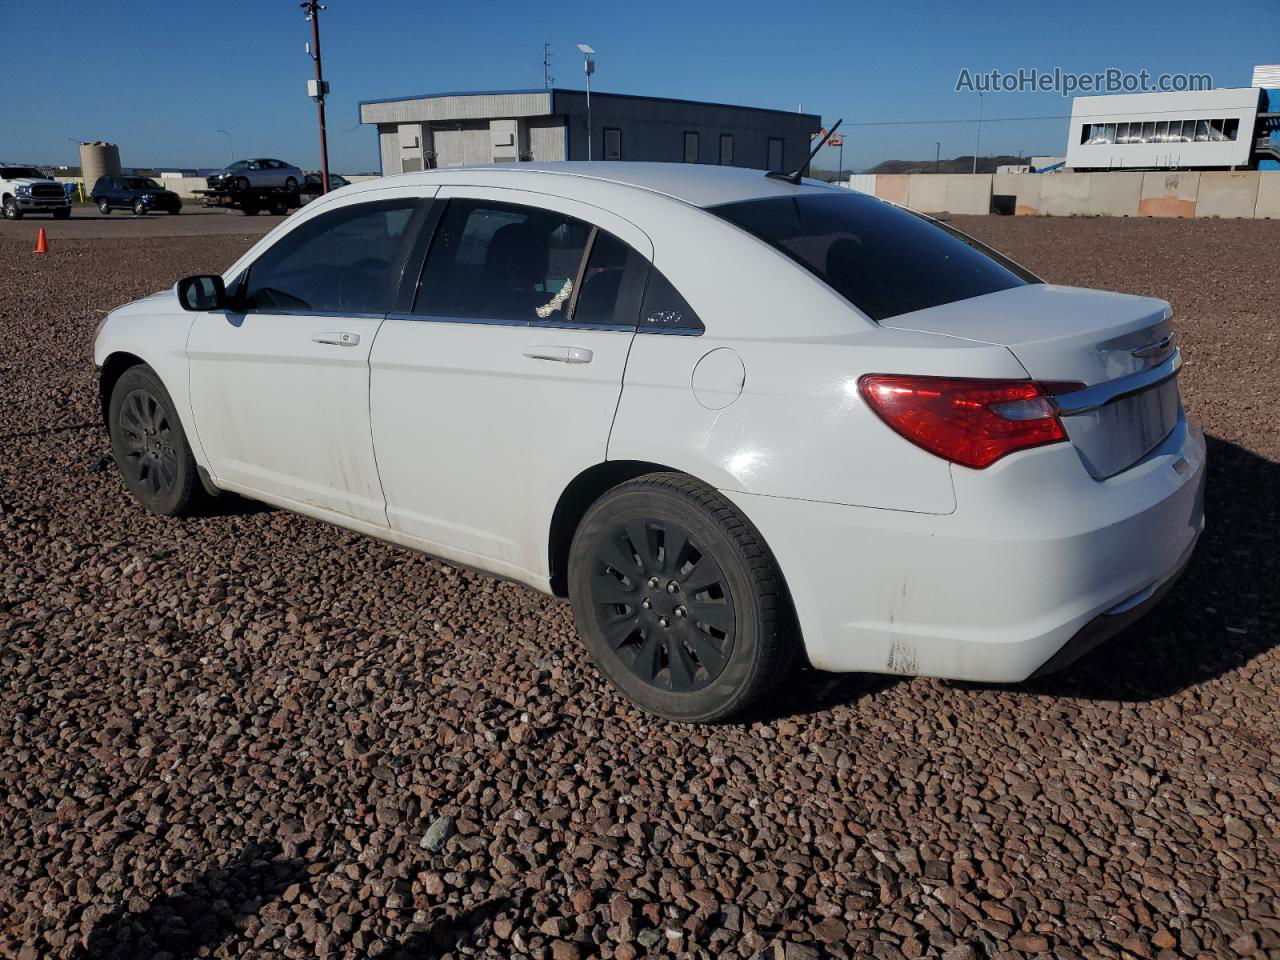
[302, 1, 331, 194]
[972, 92, 984, 175]
[935, 141, 941, 174]
[577, 44, 595, 161]
[217, 129, 234, 164]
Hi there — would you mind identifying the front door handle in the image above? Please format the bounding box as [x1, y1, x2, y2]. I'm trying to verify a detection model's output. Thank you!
[312, 331, 360, 346]
[523, 345, 593, 364]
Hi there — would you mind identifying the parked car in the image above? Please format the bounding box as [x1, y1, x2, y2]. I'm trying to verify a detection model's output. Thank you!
[0, 164, 72, 219]
[91, 176, 182, 216]
[93, 164, 1205, 722]
[299, 172, 350, 203]
[205, 159, 301, 193]
[302, 172, 351, 194]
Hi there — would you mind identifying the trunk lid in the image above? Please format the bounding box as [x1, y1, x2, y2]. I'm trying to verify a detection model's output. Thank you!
[881, 284, 1182, 478]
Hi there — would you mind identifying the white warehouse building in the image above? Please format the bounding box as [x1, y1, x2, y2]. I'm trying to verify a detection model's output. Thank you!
[1065, 81, 1274, 171]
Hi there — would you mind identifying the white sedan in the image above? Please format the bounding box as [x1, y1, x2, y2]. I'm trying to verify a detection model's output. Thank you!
[94, 163, 1205, 722]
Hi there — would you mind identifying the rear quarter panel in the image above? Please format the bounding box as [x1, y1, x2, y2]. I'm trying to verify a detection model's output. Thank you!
[607, 202, 1029, 514]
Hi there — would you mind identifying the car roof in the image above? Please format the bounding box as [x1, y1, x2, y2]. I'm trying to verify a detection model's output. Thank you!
[343, 162, 840, 209]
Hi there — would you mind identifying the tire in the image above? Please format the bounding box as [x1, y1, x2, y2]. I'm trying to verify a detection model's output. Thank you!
[269, 197, 289, 216]
[3, 197, 22, 220]
[97, 198, 111, 215]
[168, 205, 181, 215]
[284, 176, 298, 192]
[567, 473, 796, 722]
[107, 364, 201, 517]
[133, 200, 147, 216]
[242, 203, 260, 216]
[54, 208, 71, 220]
[236, 176, 251, 192]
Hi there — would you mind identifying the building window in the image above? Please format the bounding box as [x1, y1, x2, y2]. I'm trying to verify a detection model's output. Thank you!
[603, 127, 622, 161]
[719, 134, 734, 166]
[683, 131, 699, 163]
[1081, 117, 1241, 145]
[767, 137, 784, 172]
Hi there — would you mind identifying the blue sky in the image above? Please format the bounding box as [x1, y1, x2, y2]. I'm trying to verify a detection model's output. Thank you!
[9, 0, 1278, 173]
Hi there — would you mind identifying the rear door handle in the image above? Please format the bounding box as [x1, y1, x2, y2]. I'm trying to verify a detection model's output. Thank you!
[523, 345, 593, 364]
[312, 331, 360, 346]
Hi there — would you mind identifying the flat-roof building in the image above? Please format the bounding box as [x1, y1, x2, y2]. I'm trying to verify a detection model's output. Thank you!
[358, 88, 821, 176]
[1065, 65, 1280, 171]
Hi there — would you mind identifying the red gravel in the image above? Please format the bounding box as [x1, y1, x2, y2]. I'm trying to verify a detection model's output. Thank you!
[1, 218, 1278, 960]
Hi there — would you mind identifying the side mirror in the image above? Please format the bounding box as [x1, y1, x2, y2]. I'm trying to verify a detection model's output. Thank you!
[176, 275, 227, 311]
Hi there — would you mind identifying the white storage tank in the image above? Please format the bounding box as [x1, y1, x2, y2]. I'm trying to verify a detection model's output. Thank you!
[78, 142, 122, 189]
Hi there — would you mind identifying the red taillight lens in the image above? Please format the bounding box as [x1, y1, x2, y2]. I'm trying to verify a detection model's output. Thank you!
[858, 375, 1078, 469]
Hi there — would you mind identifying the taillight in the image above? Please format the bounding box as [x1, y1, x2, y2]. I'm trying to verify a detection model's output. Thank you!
[858, 375, 1082, 469]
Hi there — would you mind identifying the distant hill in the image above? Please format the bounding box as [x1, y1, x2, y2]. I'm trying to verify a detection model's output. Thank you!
[865, 156, 1025, 175]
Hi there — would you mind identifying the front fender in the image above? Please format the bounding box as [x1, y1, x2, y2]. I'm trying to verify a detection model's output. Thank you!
[95, 296, 207, 469]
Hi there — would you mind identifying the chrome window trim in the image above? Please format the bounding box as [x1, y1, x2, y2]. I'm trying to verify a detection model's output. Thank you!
[385, 313, 702, 336]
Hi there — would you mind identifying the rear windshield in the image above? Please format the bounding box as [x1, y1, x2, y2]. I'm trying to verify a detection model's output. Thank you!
[710, 192, 1038, 322]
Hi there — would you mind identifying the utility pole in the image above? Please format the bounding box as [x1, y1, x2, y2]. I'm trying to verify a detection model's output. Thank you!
[972, 92, 983, 175]
[935, 141, 940, 174]
[543, 43, 554, 89]
[301, 1, 331, 194]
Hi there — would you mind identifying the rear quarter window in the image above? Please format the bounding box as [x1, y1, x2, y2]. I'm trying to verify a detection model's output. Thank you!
[710, 192, 1038, 322]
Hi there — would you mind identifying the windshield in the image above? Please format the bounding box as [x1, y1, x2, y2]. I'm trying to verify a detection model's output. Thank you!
[127, 178, 160, 189]
[710, 192, 1038, 322]
[1, 167, 46, 179]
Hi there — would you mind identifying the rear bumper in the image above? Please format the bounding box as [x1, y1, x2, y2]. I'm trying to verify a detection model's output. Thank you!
[723, 415, 1206, 682]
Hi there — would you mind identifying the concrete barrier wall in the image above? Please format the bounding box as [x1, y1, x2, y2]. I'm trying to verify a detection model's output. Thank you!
[1195, 172, 1259, 218]
[1085, 171, 1143, 217]
[858, 170, 1278, 219]
[1256, 173, 1280, 219]
[1139, 172, 1199, 217]
[992, 173, 1042, 215]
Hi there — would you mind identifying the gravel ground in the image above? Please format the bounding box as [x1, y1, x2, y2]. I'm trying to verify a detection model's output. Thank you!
[1, 218, 1277, 960]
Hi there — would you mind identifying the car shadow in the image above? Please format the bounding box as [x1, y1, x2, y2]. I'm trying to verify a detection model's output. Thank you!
[378, 897, 512, 958]
[956, 433, 1277, 703]
[70, 842, 308, 959]
[748, 667, 903, 722]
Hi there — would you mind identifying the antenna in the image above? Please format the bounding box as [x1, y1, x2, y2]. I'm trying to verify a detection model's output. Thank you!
[767, 118, 843, 185]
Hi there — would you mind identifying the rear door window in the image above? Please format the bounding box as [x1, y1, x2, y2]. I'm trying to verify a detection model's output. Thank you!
[242, 198, 421, 313]
[413, 199, 592, 324]
[572, 231, 647, 327]
[710, 192, 1037, 322]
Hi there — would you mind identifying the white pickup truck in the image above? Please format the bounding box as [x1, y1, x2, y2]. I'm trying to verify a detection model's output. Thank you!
[1, 164, 72, 220]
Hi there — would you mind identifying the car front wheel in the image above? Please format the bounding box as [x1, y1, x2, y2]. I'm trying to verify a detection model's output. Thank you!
[568, 473, 796, 722]
[97, 198, 111, 214]
[3, 197, 21, 220]
[107, 364, 201, 516]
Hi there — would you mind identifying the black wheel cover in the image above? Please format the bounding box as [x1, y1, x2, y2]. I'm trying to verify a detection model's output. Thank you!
[117, 387, 179, 499]
[588, 518, 736, 692]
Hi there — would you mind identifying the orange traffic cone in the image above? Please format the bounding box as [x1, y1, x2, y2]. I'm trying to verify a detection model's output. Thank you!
[34, 228, 48, 255]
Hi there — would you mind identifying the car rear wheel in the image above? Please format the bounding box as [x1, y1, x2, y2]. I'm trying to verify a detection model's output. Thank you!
[97, 198, 111, 215]
[568, 473, 796, 722]
[108, 364, 201, 517]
